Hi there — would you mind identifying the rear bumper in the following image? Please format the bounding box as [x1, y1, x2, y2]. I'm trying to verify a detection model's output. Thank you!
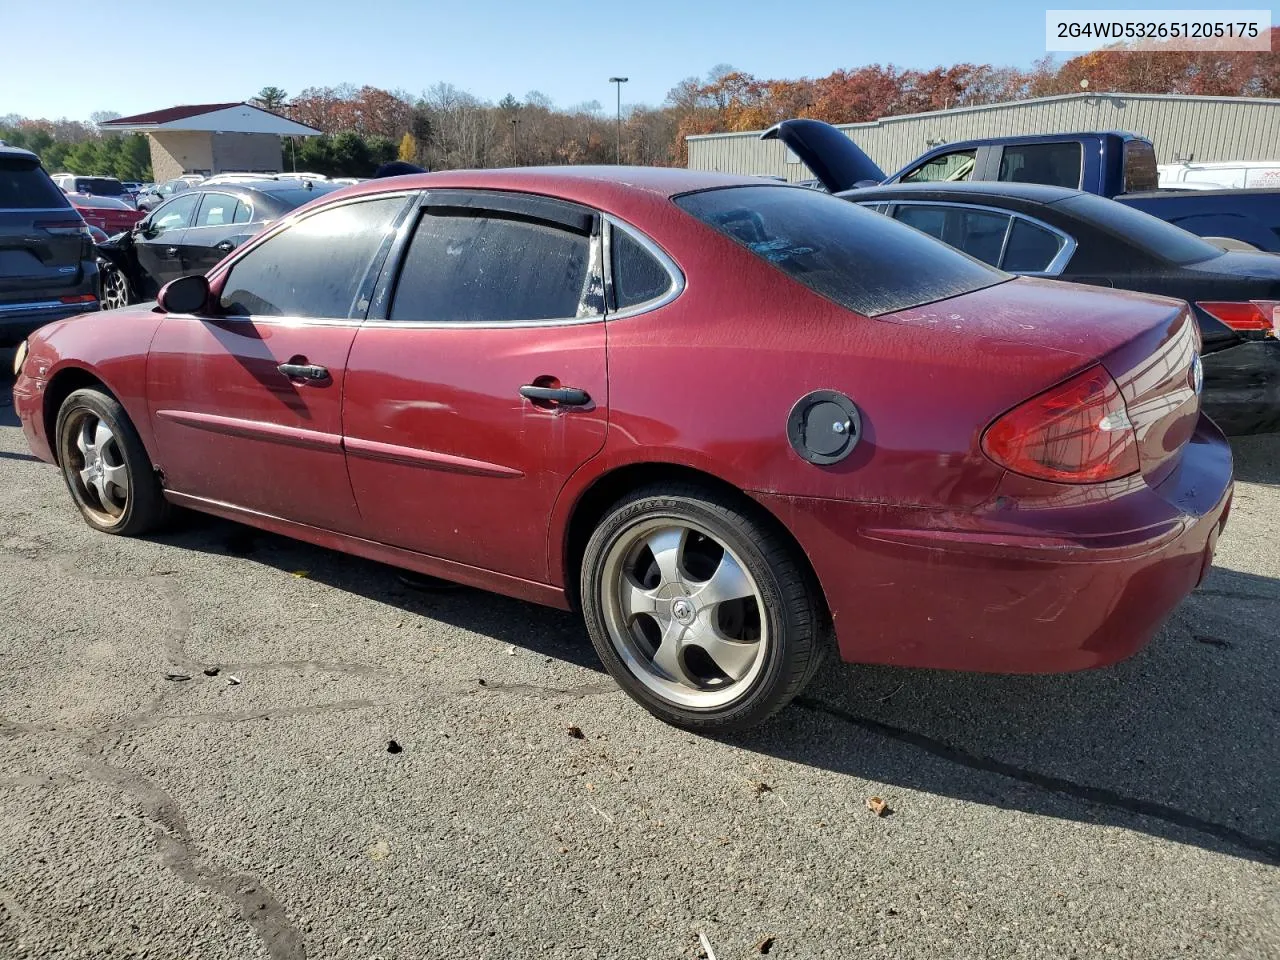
[756, 415, 1234, 674]
[0, 299, 99, 346]
[1202, 339, 1280, 436]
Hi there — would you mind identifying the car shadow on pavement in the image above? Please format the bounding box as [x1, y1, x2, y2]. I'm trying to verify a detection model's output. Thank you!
[1229, 433, 1280, 484]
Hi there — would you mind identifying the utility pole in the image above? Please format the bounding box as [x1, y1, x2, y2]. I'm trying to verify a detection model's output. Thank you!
[609, 77, 628, 164]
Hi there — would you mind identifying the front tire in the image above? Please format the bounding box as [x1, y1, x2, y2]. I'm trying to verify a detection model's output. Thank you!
[55, 388, 168, 535]
[580, 485, 824, 732]
[99, 263, 134, 310]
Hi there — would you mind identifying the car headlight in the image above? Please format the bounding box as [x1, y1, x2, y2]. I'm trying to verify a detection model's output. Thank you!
[13, 339, 29, 377]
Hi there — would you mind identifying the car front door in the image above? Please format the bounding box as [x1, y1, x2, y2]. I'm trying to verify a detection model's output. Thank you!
[341, 190, 608, 583]
[179, 191, 253, 275]
[145, 193, 412, 531]
[134, 192, 198, 294]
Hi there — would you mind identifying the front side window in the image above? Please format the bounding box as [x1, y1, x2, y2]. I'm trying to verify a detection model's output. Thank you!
[390, 208, 596, 323]
[151, 193, 199, 235]
[894, 204, 1012, 267]
[676, 185, 1005, 318]
[220, 196, 407, 318]
[997, 143, 1082, 188]
[900, 149, 977, 184]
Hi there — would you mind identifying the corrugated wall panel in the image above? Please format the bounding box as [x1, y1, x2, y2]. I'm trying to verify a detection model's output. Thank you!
[688, 94, 1280, 177]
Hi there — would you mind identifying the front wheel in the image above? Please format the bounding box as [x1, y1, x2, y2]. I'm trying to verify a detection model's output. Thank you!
[55, 388, 169, 535]
[580, 485, 825, 732]
[99, 263, 134, 310]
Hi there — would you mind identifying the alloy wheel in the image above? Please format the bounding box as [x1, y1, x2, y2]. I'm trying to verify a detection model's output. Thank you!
[66, 412, 130, 523]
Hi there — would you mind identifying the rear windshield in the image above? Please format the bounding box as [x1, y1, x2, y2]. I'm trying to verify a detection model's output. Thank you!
[71, 195, 132, 209]
[0, 158, 71, 209]
[1053, 192, 1221, 265]
[74, 177, 124, 196]
[675, 185, 1006, 317]
[264, 184, 343, 210]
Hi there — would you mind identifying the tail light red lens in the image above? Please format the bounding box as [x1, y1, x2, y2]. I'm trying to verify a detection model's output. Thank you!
[59, 294, 98, 304]
[34, 219, 91, 237]
[982, 365, 1140, 484]
[1198, 300, 1280, 335]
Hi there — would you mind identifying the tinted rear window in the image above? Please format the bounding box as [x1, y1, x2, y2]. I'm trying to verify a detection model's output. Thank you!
[75, 177, 124, 196]
[675, 185, 1005, 317]
[1054, 192, 1221, 265]
[263, 185, 343, 210]
[0, 158, 71, 209]
[71, 195, 132, 209]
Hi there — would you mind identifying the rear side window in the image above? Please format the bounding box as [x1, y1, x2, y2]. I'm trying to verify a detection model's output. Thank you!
[610, 225, 674, 310]
[894, 204, 1011, 266]
[1122, 140, 1159, 193]
[676, 185, 1005, 317]
[390, 210, 595, 323]
[998, 143, 1082, 188]
[0, 158, 70, 209]
[1002, 219, 1068, 272]
[220, 196, 407, 318]
[195, 193, 241, 226]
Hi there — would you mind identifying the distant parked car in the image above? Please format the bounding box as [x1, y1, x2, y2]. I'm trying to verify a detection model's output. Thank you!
[96, 178, 342, 308]
[52, 174, 131, 205]
[136, 175, 205, 212]
[846, 179, 1280, 435]
[0, 146, 99, 347]
[66, 194, 145, 235]
[1159, 160, 1280, 190]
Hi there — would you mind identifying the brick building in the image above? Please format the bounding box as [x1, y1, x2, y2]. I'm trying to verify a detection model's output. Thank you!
[100, 102, 321, 181]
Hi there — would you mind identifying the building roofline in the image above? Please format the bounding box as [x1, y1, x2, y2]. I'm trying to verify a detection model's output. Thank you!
[685, 91, 1280, 141]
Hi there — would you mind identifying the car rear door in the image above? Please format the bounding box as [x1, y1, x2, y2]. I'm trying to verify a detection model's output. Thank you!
[146, 193, 412, 531]
[340, 190, 608, 583]
[135, 193, 199, 292]
[0, 155, 91, 314]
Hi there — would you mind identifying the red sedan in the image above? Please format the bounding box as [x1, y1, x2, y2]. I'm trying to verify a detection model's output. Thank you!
[66, 193, 144, 235]
[11, 168, 1233, 730]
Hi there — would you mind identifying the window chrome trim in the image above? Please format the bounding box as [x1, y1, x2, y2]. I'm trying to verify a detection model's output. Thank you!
[880, 199, 1078, 276]
[602, 214, 685, 320]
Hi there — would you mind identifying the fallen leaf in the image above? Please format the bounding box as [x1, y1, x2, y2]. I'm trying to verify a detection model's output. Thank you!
[507, 645, 516, 656]
[477, 678, 488, 687]
[755, 934, 776, 954]
[866, 796, 890, 817]
[567, 725, 585, 740]
[202, 667, 220, 677]
[291, 570, 309, 578]
[164, 673, 191, 682]
[751, 781, 772, 795]
[386, 740, 403, 754]
[365, 840, 391, 861]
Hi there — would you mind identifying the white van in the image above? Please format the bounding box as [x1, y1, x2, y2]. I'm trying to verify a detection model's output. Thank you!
[1158, 160, 1280, 190]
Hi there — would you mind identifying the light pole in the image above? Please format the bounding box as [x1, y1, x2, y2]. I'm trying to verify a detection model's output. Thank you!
[609, 76, 628, 164]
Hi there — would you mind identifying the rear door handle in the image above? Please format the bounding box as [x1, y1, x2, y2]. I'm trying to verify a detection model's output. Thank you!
[519, 384, 591, 406]
[165, 246, 179, 257]
[277, 362, 329, 382]
[215, 240, 235, 253]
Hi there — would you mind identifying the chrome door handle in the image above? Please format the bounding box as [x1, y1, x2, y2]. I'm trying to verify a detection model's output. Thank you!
[519, 384, 590, 406]
[165, 246, 179, 257]
[215, 240, 235, 253]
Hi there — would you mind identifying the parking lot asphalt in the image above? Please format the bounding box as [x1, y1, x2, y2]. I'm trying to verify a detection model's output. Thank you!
[0, 353, 1277, 960]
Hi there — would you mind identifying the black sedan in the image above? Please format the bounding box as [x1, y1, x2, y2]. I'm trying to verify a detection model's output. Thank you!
[840, 180, 1280, 436]
[98, 179, 343, 307]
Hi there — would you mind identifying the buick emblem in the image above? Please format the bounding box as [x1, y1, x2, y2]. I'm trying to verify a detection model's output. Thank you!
[1190, 354, 1204, 396]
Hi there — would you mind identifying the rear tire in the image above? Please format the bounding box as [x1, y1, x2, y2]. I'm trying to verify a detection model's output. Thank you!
[580, 484, 824, 732]
[55, 388, 168, 536]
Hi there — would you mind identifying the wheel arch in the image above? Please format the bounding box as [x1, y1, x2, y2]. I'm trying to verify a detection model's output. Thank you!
[42, 367, 120, 466]
[557, 460, 830, 626]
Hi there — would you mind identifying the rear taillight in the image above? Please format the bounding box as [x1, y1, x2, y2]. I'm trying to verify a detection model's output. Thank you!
[1198, 300, 1280, 336]
[982, 365, 1140, 484]
[34, 219, 91, 237]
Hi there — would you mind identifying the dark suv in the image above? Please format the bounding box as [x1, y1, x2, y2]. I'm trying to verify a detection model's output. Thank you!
[1, 146, 100, 347]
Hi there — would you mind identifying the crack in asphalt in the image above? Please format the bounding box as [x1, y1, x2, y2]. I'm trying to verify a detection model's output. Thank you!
[794, 697, 1280, 864]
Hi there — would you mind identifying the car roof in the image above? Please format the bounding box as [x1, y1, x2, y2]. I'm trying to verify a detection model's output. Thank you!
[0, 145, 40, 162]
[843, 180, 1087, 205]
[329, 165, 779, 210]
[919, 130, 1143, 152]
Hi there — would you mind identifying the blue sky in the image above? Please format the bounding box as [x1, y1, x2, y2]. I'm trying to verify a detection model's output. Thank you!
[7, 0, 1248, 120]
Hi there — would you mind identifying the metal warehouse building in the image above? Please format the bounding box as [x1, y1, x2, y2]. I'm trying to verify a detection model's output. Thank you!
[687, 92, 1280, 182]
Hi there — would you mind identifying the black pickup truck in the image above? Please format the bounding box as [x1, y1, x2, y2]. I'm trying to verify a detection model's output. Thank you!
[766, 121, 1280, 252]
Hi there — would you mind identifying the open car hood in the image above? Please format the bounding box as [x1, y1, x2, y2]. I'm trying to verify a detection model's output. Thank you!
[759, 119, 886, 193]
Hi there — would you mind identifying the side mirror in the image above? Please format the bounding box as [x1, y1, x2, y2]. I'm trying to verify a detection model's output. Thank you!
[158, 275, 211, 315]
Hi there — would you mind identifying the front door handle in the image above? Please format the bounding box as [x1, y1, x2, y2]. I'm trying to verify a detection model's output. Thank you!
[165, 246, 179, 258]
[520, 384, 591, 406]
[277, 362, 329, 382]
[215, 240, 235, 253]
